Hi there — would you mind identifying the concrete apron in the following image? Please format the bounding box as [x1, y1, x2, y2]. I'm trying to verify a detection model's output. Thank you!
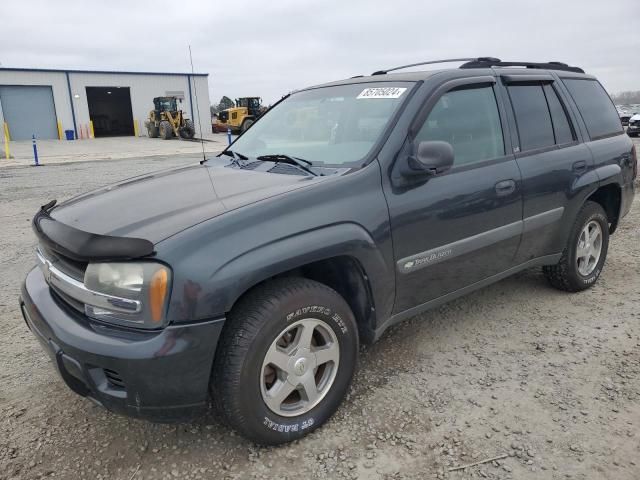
[0, 135, 227, 167]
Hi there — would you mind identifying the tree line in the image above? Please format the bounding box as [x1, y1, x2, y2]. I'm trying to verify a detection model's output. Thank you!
[611, 91, 640, 105]
[210, 96, 235, 115]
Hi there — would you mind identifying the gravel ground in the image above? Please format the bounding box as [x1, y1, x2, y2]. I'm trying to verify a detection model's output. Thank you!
[1, 150, 639, 480]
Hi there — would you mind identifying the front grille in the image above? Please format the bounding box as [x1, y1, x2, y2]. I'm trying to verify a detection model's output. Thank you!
[630, 120, 639, 127]
[38, 245, 87, 312]
[50, 287, 85, 314]
[40, 245, 87, 281]
[103, 369, 125, 389]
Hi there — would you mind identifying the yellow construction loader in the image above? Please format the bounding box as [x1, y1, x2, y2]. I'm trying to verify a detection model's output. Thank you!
[146, 97, 195, 140]
[214, 97, 264, 134]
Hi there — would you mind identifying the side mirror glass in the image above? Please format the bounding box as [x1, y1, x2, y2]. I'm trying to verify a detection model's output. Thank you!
[403, 140, 454, 177]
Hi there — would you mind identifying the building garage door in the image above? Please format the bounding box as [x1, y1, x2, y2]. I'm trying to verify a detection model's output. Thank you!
[0, 86, 58, 140]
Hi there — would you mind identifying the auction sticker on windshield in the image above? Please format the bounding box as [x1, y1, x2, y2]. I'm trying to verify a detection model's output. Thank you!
[357, 87, 407, 99]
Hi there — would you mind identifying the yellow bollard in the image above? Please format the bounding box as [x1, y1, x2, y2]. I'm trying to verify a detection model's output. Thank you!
[57, 121, 63, 140]
[133, 118, 139, 137]
[89, 120, 95, 139]
[3, 122, 10, 159]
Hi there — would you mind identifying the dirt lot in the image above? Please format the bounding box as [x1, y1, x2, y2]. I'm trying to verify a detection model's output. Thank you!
[1, 150, 639, 480]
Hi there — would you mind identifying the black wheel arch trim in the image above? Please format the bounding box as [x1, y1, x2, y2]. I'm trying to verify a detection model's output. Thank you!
[210, 223, 390, 332]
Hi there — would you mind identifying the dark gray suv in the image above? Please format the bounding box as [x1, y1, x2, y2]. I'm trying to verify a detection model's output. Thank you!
[20, 58, 636, 445]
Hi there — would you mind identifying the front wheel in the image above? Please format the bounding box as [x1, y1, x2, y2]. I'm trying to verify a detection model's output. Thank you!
[543, 201, 609, 292]
[159, 120, 173, 140]
[211, 278, 358, 445]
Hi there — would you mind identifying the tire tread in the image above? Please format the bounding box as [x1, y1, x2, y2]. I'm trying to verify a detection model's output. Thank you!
[211, 277, 348, 441]
[542, 201, 608, 292]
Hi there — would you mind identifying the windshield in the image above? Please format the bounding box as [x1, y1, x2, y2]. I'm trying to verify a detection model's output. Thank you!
[229, 82, 413, 166]
[155, 98, 176, 111]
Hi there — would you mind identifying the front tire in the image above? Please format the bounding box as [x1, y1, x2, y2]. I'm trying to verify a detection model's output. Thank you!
[211, 278, 358, 445]
[543, 201, 609, 292]
[159, 120, 173, 140]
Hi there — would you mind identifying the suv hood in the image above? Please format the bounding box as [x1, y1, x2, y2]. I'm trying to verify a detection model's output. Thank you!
[51, 162, 317, 243]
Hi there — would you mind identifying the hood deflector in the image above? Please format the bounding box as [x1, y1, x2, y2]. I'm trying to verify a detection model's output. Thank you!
[33, 200, 155, 262]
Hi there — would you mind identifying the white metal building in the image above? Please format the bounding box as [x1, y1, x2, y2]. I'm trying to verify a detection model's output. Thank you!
[0, 68, 210, 141]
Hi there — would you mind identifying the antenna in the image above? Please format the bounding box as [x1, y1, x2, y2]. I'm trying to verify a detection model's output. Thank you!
[188, 45, 206, 163]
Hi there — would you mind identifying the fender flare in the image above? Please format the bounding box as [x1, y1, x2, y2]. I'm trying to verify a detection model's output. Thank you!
[593, 163, 622, 186]
[207, 223, 393, 318]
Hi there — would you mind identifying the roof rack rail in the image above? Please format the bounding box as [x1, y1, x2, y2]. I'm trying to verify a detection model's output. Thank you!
[371, 58, 481, 75]
[460, 58, 584, 74]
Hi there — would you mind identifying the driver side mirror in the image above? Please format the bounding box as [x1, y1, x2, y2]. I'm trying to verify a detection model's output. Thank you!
[402, 140, 454, 177]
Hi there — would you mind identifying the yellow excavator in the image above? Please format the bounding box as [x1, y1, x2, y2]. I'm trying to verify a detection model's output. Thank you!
[146, 97, 195, 140]
[215, 97, 264, 134]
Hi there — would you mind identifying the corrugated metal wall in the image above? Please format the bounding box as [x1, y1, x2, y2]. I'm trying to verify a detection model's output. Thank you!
[0, 85, 59, 140]
[68, 72, 210, 137]
[0, 70, 71, 137]
[0, 69, 211, 139]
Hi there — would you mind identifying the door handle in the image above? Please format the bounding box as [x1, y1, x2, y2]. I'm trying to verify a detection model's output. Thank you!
[495, 179, 516, 196]
[572, 160, 587, 173]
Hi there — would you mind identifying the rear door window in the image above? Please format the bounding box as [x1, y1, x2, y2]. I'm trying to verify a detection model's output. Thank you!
[543, 84, 575, 145]
[507, 84, 555, 151]
[563, 79, 623, 139]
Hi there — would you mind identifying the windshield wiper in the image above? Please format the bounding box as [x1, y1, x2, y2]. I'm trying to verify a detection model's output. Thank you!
[256, 154, 317, 176]
[201, 149, 248, 165]
[221, 150, 248, 160]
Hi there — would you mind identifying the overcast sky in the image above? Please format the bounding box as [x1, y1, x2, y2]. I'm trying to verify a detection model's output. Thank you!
[2, 0, 638, 105]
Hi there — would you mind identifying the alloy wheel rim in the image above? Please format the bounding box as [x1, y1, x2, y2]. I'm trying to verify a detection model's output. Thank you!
[260, 318, 340, 417]
[576, 220, 602, 276]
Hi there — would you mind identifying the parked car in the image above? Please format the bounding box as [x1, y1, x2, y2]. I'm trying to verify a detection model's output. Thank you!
[619, 113, 632, 126]
[21, 57, 636, 445]
[627, 113, 640, 137]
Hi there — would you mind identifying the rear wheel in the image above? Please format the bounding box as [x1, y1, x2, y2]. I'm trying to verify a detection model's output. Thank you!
[147, 124, 159, 138]
[159, 120, 173, 140]
[211, 278, 358, 445]
[543, 201, 609, 292]
[241, 118, 254, 133]
[179, 120, 195, 139]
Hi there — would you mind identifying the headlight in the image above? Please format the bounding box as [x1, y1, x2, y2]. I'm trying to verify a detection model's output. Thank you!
[84, 262, 171, 329]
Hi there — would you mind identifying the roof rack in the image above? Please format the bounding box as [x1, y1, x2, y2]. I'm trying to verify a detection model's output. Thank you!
[372, 58, 479, 75]
[371, 57, 584, 76]
[460, 58, 585, 74]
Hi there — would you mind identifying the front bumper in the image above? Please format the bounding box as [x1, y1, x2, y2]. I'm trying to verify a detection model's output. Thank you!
[628, 125, 640, 135]
[20, 267, 225, 422]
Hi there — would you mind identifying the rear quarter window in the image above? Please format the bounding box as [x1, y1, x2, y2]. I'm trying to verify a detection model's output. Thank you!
[562, 78, 623, 140]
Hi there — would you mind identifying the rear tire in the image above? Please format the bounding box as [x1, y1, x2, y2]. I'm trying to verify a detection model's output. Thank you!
[159, 120, 173, 140]
[543, 201, 609, 292]
[241, 118, 254, 133]
[179, 120, 195, 139]
[211, 278, 358, 445]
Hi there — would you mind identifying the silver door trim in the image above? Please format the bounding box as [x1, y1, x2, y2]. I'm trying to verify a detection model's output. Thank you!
[397, 207, 565, 274]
